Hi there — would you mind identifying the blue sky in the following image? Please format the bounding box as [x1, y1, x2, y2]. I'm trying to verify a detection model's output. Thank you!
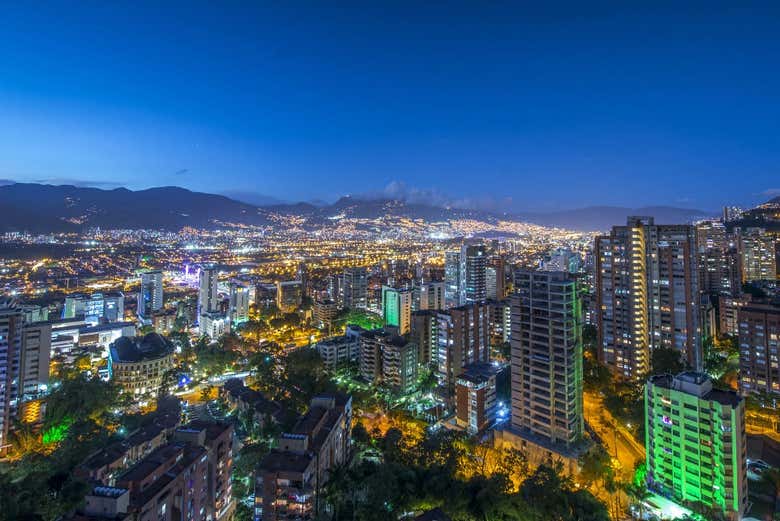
[1, 2, 779, 211]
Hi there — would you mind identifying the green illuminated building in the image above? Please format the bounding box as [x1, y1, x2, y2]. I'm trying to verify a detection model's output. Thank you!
[645, 372, 747, 520]
[381, 286, 412, 334]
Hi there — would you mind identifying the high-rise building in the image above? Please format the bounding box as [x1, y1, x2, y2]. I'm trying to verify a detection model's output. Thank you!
[418, 281, 445, 311]
[138, 270, 163, 320]
[719, 295, 749, 337]
[313, 299, 339, 331]
[64, 292, 125, 323]
[488, 256, 507, 299]
[357, 328, 418, 392]
[199, 266, 220, 317]
[455, 362, 499, 434]
[723, 206, 745, 222]
[381, 286, 412, 335]
[444, 250, 461, 308]
[595, 217, 701, 381]
[200, 312, 231, 340]
[435, 303, 490, 395]
[0, 298, 23, 456]
[381, 335, 419, 394]
[695, 221, 741, 296]
[256, 394, 352, 521]
[103, 292, 125, 322]
[315, 325, 364, 370]
[460, 244, 487, 305]
[342, 267, 368, 310]
[174, 421, 235, 520]
[486, 299, 511, 346]
[645, 372, 747, 520]
[738, 228, 777, 282]
[229, 280, 251, 325]
[410, 310, 438, 366]
[275, 280, 303, 313]
[510, 270, 584, 452]
[327, 273, 343, 308]
[737, 301, 780, 397]
[444, 244, 487, 307]
[19, 322, 51, 403]
[541, 248, 582, 274]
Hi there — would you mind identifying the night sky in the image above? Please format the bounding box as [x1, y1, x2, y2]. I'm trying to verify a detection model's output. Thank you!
[1, 2, 779, 211]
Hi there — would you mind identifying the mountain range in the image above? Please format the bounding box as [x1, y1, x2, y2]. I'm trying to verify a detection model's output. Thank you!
[0, 182, 718, 233]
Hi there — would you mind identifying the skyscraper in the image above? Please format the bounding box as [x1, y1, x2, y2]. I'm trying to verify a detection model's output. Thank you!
[229, 280, 251, 325]
[435, 302, 490, 396]
[381, 286, 412, 335]
[738, 228, 777, 282]
[595, 217, 701, 381]
[645, 372, 747, 520]
[342, 267, 368, 310]
[510, 270, 584, 452]
[410, 310, 438, 366]
[19, 322, 51, 403]
[695, 221, 741, 296]
[199, 266, 220, 317]
[444, 250, 461, 308]
[0, 298, 22, 456]
[275, 280, 303, 313]
[460, 244, 487, 305]
[418, 281, 445, 311]
[737, 300, 780, 397]
[444, 244, 487, 308]
[137, 270, 163, 321]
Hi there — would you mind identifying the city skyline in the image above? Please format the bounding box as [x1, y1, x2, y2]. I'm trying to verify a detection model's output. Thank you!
[2, 4, 780, 210]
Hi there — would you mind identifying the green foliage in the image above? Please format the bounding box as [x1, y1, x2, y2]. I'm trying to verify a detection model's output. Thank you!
[317, 420, 609, 521]
[0, 374, 124, 520]
[649, 346, 686, 376]
[579, 445, 614, 489]
[192, 336, 240, 377]
[335, 309, 383, 330]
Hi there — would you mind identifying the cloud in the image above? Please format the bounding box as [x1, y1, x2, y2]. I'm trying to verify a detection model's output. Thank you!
[357, 181, 513, 213]
[173, 168, 189, 176]
[0, 178, 15, 186]
[760, 188, 780, 198]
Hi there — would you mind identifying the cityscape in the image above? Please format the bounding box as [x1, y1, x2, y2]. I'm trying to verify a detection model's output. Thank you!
[1, 4, 780, 521]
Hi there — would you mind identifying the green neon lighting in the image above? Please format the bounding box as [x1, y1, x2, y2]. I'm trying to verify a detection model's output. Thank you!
[42, 417, 73, 445]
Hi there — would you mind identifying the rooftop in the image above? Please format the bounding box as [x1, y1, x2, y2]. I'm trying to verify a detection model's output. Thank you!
[109, 333, 173, 363]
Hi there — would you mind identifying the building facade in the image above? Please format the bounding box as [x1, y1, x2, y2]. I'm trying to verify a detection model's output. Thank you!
[455, 362, 498, 434]
[381, 286, 412, 335]
[108, 333, 175, 396]
[510, 270, 584, 452]
[199, 266, 220, 318]
[737, 301, 780, 397]
[255, 395, 352, 521]
[138, 271, 163, 321]
[595, 217, 701, 381]
[645, 372, 747, 520]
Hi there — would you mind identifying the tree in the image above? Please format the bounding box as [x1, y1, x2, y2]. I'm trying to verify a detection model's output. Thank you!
[241, 319, 268, 343]
[352, 422, 370, 448]
[579, 445, 614, 490]
[624, 482, 651, 520]
[649, 346, 686, 376]
[761, 468, 780, 515]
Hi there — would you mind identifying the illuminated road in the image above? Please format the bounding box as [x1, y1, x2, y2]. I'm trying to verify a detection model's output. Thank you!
[583, 391, 645, 481]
